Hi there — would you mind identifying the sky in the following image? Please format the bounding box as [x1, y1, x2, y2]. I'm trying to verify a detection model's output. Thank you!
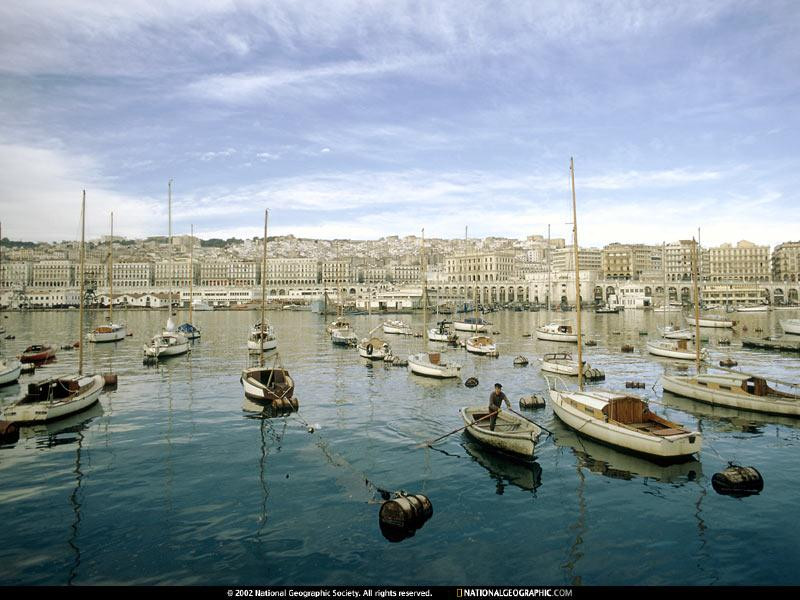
[0, 0, 798, 247]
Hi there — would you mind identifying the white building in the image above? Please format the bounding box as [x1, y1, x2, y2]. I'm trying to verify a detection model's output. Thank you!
[32, 260, 74, 288]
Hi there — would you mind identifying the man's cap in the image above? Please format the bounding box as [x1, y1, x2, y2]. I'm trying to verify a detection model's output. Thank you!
[494, 383, 502, 388]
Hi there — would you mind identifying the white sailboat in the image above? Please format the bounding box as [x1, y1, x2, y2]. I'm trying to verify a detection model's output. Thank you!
[539, 352, 587, 376]
[685, 314, 734, 328]
[646, 338, 708, 361]
[546, 159, 701, 460]
[143, 180, 189, 359]
[177, 224, 201, 340]
[248, 211, 278, 354]
[535, 321, 578, 342]
[735, 304, 770, 313]
[382, 319, 413, 335]
[428, 320, 458, 343]
[658, 325, 693, 340]
[4, 191, 105, 423]
[409, 229, 462, 378]
[87, 212, 126, 343]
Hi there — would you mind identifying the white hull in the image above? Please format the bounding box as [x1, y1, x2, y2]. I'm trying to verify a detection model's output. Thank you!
[659, 326, 693, 340]
[87, 324, 127, 343]
[535, 330, 578, 342]
[331, 329, 357, 345]
[382, 323, 413, 335]
[428, 329, 455, 342]
[653, 306, 682, 313]
[780, 319, 800, 335]
[358, 346, 388, 360]
[736, 306, 769, 313]
[453, 322, 488, 333]
[685, 315, 734, 328]
[0, 359, 22, 385]
[192, 302, 213, 311]
[549, 389, 701, 459]
[407, 353, 461, 378]
[247, 338, 279, 353]
[460, 406, 539, 460]
[465, 337, 498, 356]
[646, 341, 707, 361]
[662, 375, 800, 417]
[539, 358, 583, 375]
[3, 375, 104, 423]
[143, 333, 190, 357]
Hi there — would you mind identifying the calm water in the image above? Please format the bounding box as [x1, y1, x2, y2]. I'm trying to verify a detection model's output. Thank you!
[1, 307, 799, 585]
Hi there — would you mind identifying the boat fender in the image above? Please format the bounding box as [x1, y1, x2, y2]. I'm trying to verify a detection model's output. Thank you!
[366, 343, 373, 355]
[712, 465, 764, 497]
[102, 373, 118, 387]
[464, 377, 479, 388]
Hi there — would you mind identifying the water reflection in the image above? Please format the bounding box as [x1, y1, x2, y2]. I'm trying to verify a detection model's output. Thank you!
[461, 437, 542, 494]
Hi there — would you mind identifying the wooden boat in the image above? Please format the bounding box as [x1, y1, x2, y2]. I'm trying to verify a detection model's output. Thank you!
[536, 322, 578, 342]
[539, 352, 586, 375]
[547, 377, 701, 459]
[240, 366, 295, 405]
[453, 317, 490, 332]
[465, 335, 498, 356]
[407, 351, 461, 378]
[0, 357, 22, 386]
[2, 374, 104, 423]
[459, 406, 541, 460]
[646, 339, 707, 361]
[781, 319, 800, 335]
[382, 319, 413, 335]
[20, 344, 57, 363]
[685, 314, 734, 328]
[661, 372, 800, 417]
[358, 337, 390, 360]
[88, 212, 127, 343]
[326, 316, 351, 334]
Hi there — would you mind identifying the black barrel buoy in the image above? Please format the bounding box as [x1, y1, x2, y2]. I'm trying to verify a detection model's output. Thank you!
[102, 373, 118, 388]
[379, 493, 433, 542]
[712, 465, 764, 497]
[621, 344, 634, 353]
[519, 394, 545, 409]
[584, 339, 597, 347]
[513, 355, 529, 366]
[0, 421, 20, 444]
[719, 358, 738, 367]
[464, 377, 479, 388]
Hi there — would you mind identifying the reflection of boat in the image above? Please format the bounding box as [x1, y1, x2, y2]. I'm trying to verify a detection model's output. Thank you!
[17, 401, 104, 443]
[553, 424, 702, 482]
[462, 438, 543, 492]
[460, 406, 541, 460]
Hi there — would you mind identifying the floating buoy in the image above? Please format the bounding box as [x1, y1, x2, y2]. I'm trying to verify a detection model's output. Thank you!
[0, 420, 20, 443]
[73, 341, 80, 348]
[519, 394, 545, 409]
[719, 358, 738, 367]
[492, 330, 500, 335]
[379, 493, 433, 542]
[625, 381, 646, 389]
[102, 373, 118, 388]
[307, 426, 315, 433]
[513, 355, 529, 366]
[712, 465, 764, 497]
[621, 344, 634, 353]
[584, 368, 605, 381]
[522, 333, 531, 338]
[464, 377, 479, 388]
[584, 340, 597, 347]
[639, 331, 648, 336]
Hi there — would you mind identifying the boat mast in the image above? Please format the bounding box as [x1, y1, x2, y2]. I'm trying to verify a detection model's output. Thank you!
[168, 179, 173, 315]
[692, 238, 701, 371]
[662, 241, 667, 329]
[79, 191, 86, 376]
[189, 223, 194, 326]
[108, 212, 114, 323]
[570, 158, 583, 391]
[421, 228, 427, 350]
[547, 223, 551, 311]
[260, 209, 268, 367]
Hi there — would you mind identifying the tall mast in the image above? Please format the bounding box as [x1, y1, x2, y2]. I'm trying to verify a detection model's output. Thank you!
[79, 191, 86, 376]
[547, 223, 551, 311]
[260, 209, 268, 367]
[421, 228, 427, 350]
[168, 179, 173, 314]
[662, 241, 667, 329]
[189, 224, 194, 325]
[570, 158, 583, 391]
[697, 226, 702, 307]
[692, 238, 701, 371]
[464, 226, 468, 314]
[108, 212, 114, 322]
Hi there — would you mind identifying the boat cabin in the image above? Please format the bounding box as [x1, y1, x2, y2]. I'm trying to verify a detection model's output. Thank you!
[696, 373, 800, 399]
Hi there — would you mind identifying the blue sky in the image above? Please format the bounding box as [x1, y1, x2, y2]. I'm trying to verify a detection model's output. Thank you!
[0, 0, 798, 246]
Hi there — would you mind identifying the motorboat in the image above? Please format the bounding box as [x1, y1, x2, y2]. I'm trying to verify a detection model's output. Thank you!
[0, 357, 22, 386]
[87, 322, 127, 343]
[735, 304, 769, 313]
[658, 325, 693, 340]
[453, 317, 490, 332]
[20, 345, 57, 363]
[428, 320, 458, 343]
[331, 324, 358, 346]
[539, 352, 587, 376]
[176, 322, 201, 340]
[358, 337, 391, 360]
[685, 314, 734, 328]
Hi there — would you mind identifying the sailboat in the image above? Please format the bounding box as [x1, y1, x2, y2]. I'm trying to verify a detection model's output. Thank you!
[546, 159, 701, 460]
[143, 180, 190, 359]
[3, 191, 105, 423]
[177, 224, 201, 340]
[87, 212, 127, 343]
[247, 214, 278, 354]
[408, 229, 462, 378]
[241, 210, 296, 407]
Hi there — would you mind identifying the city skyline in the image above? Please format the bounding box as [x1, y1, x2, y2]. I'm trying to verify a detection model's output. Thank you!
[1, 1, 798, 245]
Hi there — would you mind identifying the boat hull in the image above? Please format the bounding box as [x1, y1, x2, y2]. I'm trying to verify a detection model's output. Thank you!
[460, 407, 539, 460]
[407, 353, 461, 378]
[87, 324, 127, 343]
[453, 322, 488, 333]
[662, 375, 800, 417]
[241, 368, 295, 403]
[3, 374, 104, 423]
[465, 338, 498, 356]
[535, 330, 578, 342]
[685, 316, 734, 328]
[0, 360, 22, 385]
[358, 346, 387, 360]
[382, 324, 412, 335]
[780, 319, 800, 335]
[539, 359, 582, 375]
[646, 341, 707, 361]
[247, 338, 278, 353]
[20, 347, 57, 363]
[549, 390, 701, 459]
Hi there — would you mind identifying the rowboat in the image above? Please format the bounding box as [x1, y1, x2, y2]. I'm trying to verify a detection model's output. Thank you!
[539, 352, 586, 375]
[20, 344, 57, 363]
[535, 322, 578, 342]
[646, 339, 707, 361]
[0, 357, 21, 386]
[661, 372, 800, 417]
[407, 351, 461, 378]
[2, 374, 104, 424]
[465, 335, 498, 356]
[460, 406, 541, 461]
[546, 376, 701, 459]
[241, 366, 295, 405]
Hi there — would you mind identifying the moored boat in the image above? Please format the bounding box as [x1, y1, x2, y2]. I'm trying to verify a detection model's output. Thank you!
[240, 366, 296, 405]
[428, 320, 458, 343]
[465, 335, 498, 356]
[459, 406, 541, 460]
[358, 337, 391, 360]
[0, 357, 22, 386]
[331, 325, 358, 346]
[685, 314, 734, 328]
[781, 319, 800, 335]
[539, 352, 587, 376]
[535, 322, 578, 342]
[87, 322, 127, 343]
[407, 351, 461, 378]
[646, 339, 707, 361]
[143, 330, 190, 358]
[176, 322, 201, 340]
[658, 325, 693, 340]
[3, 374, 104, 423]
[382, 320, 413, 335]
[735, 304, 769, 313]
[20, 344, 57, 363]
[453, 317, 490, 333]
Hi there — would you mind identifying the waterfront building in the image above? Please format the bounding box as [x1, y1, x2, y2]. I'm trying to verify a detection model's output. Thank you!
[31, 260, 74, 288]
[527, 270, 599, 306]
[601, 243, 661, 280]
[772, 241, 800, 283]
[113, 262, 153, 288]
[445, 251, 517, 283]
[321, 259, 353, 284]
[701, 282, 764, 306]
[154, 261, 193, 288]
[665, 240, 710, 282]
[707, 241, 770, 283]
[266, 258, 318, 286]
[200, 261, 257, 287]
[0, 261, 31, 288]
[551, 246, 602, 273]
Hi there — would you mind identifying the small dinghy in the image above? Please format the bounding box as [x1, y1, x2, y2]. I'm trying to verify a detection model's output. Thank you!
[241, 366, 296, 409]
[459, 406, 541, 461]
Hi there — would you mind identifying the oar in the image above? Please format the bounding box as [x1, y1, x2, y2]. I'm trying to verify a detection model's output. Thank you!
[507, 407, 555, 437]
[416, 410, 498, 448]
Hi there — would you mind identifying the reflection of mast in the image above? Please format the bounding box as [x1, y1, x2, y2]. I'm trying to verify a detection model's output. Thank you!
[67, 428, 86, 585]
[563, 461, 586, 585]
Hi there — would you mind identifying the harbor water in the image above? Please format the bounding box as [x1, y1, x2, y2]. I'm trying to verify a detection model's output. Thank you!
[1, 308, 799, 585]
